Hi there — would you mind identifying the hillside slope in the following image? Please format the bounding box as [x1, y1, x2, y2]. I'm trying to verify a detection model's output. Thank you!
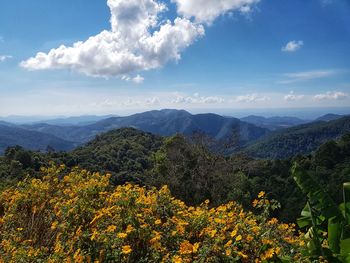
[243, 116, 350, 159]
[65, 128, 163, 184]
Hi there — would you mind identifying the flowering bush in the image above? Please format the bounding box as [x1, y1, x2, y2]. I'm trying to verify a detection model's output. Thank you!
[0, 165, 307, 262]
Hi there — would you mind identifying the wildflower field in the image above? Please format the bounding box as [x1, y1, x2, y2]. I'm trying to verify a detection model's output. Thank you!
[0, 165, 307, 262]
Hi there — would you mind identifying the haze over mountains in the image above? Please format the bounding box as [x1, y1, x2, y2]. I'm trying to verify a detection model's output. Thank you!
[0, 109, 349, 157]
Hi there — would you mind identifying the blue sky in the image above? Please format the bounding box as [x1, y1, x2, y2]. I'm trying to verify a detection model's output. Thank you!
[0, 0, 349, 116]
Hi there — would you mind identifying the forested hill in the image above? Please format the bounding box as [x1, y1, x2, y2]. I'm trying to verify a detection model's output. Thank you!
[243, 116, 350, 159]
[66, 128, 163, 184]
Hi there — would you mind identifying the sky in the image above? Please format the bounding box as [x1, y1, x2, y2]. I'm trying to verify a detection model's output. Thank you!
[0, 0, 350, 117]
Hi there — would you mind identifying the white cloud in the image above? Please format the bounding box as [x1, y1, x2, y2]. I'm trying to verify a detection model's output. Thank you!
[172, 93, 225, 104]
[0, 55, 12, 62]
[284, 91, 304, 101]
[234, 93, 270, 103]
[146, 97, 160, 105]
[279, 69, 339, 84]
[282, 40, 303, 52]
[172, 0, 260, 24]
[313, 91, 348, 100]
[21, 0, 204, 80]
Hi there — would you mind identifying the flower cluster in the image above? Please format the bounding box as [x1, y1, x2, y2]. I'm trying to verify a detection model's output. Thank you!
[0, 166, 307, 262]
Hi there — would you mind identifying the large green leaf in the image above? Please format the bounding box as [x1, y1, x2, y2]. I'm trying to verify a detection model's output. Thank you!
[344, 183, 350, 224]
[340, 238, 350, 259]
[292, 164, 343, 221]
[328, 216, 341, 254]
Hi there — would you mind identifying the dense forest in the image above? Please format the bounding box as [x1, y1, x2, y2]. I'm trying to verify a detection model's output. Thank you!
[1, 127, 349, 223]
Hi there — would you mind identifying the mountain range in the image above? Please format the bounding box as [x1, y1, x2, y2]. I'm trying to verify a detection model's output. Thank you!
[0, 109, 349, 158]
[20, 109, 270, 147]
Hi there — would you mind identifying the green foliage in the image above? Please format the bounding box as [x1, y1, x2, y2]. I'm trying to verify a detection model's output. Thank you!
[148, 135, 252, 207]
[63, 128, 163, 185]
[292, 164, 350, 262]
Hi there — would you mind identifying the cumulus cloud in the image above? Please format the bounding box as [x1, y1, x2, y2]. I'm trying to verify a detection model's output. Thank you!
[284, 91, 304, 101]
[0, 55, 12, 62]
[234, 93, 270, 103]
[282, 40, 303, 52]
[172, 0, 260, 24]
[313, 91, 348, 100]
[172, 93, 225, 104]
[20, 0, 204, 80]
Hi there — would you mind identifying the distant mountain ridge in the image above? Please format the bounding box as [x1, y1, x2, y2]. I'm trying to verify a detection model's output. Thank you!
[35, 115, 118, 126]
[21, 109, 270, 148]
[315, 113, 344, 122]
[240, 115, 308, 130]
[0, 124, 76, 155]
[243, 116, 350, 159]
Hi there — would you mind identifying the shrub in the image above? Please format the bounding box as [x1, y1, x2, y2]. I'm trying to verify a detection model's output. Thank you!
[0, 165, 307, 262]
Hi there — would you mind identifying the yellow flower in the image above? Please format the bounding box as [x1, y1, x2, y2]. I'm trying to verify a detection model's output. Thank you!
[106, 225, 117, 233]
[246, 235, 254, 242]
[261, 248, 274, 260]
[252, 199, 259, 207]
[122, 245, 132, 255]
[173, 255, 182, 263]
[258, 191, 265, 198]
[252, 226, 260, 233]
[155, 219, 162, 225]
[224, 240, 232, 248]
[117, 232, 127, 239]
[225, 249, 231, 256]
[268, 218, 278, 225]
[179, 240, 193, 255]
[209, 229, 217, 238]
[193, 242, 200, 253]
[126, 224, 134, 234]
[51, 221, 58, 230]
[235, 235, 242, 242]
[230, 229, 237, 237]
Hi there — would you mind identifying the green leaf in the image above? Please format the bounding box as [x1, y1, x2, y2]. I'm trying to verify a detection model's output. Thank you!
[340, 238, 350, 258]
[297, 216, 312, 228]
[328, 216, 341, 254]
[292, 164, 343, 222]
